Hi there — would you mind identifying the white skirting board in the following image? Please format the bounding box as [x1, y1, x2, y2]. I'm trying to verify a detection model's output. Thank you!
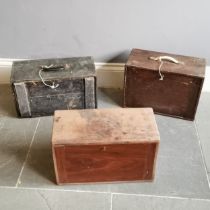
[0, 59, 210, 92]
[0, 59, 125, 88]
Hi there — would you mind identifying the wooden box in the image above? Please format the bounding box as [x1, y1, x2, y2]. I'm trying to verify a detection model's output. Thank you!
[52, 108, 160, 184]
[11, 57, 97, 117]
[123, 49, 206, 120]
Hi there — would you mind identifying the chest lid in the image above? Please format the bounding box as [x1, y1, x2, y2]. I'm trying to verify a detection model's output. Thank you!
[126, 49, 206, 78]
[52, 108, 160, 145]
[11, 56, 95, 83]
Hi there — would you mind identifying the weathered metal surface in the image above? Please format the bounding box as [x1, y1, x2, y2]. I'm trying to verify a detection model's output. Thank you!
[124, 49, 206, 120]
[52, 108, 160, 184]
[11, 57, 97, 117]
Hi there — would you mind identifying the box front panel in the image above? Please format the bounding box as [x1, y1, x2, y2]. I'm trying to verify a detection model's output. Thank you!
[26, 79, 84, 97]
[27, 79, 85, 117]
[124, 67, 203, 120]
[30, 92, 85, 117]
[53, 143, 157, 184]
[22, 78, 96, 117]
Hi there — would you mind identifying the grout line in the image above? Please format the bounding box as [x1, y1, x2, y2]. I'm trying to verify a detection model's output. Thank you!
[110, 192, 210, 202]
[15, 118, 41, 188]
[194, 120, 210, 189]
[37, 191, 53, 210]
[0, 185, 210, 202]
[0, 186, 109, 195]
[110, 193, 113, 210]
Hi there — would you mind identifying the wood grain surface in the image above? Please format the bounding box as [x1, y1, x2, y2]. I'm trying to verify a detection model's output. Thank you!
[52, 108, 160, 184]
[126, 49, 205, 78]
[124, 49, 205, 120]
[11, 57, 97, 117]
[52, 108, 159, 145]
[53, 143, 158, 184]
[11, 57, 95, 83]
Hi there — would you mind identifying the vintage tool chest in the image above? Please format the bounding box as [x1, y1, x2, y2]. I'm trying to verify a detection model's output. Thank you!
[11, 57, 97, 117]
[52, 108, 160, 184]
[123, 49, 206, 120]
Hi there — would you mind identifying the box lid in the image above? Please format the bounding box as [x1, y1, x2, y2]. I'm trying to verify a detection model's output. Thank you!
[52, 108, 160, 145]
[11, 57, 95, 83]
[126, 49, 206, 78]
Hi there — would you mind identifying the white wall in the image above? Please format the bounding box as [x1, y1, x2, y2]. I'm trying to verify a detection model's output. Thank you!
[0, 0, 209, 63]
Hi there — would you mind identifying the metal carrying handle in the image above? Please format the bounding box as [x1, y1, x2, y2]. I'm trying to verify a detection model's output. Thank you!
[39, 64, 64, 89]
[149, 56, 184, 80]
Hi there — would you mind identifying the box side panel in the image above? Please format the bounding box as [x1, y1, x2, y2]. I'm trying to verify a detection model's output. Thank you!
[84, 77, 97, 108]
[151, 141, 160, 180]
[52, 145, 67, 184]
[123, 66, 128, 107]
[192, 76, 205, 120]
[13, 82, 31, 117]
[53, 143, 158, 184]
[124, 67, 203, 120]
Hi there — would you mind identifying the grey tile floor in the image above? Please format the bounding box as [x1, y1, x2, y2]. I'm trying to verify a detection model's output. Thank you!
[0, 84, 210, 210]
